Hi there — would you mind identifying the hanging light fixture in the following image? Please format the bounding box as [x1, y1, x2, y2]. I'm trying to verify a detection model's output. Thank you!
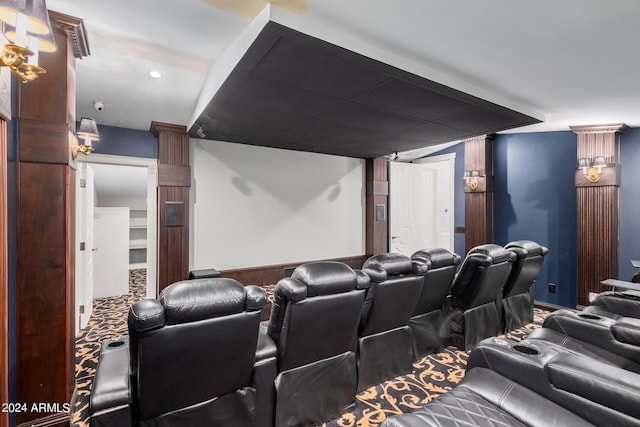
[71, 117, 99, 159]
[0, 0, 56, 83]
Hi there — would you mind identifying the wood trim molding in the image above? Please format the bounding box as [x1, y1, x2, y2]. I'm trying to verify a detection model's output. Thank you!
[219, 255, 369, 287]
[150, 121, 188, 136]
[570, 123, 628, 134]
[48, 11, 90, 58]
[1, 120, 8, 427]
[157, 164, 190, 187]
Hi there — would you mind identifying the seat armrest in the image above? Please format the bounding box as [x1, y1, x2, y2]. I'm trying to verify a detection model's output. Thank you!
[612, 317, 640, 346]
[546, 352, 640, 420]
[253, 329, 277, 427]
[90, 336, 132, 427]
[255, 327, 277, 362]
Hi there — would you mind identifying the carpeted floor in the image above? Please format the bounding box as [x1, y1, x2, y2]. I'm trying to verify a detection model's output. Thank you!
[71, 271, 548, 427]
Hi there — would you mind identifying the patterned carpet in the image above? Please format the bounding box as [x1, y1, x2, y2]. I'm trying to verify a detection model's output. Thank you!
[71, 272, 548, 427]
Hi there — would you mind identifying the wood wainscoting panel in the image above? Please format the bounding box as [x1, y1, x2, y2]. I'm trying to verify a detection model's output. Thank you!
[220, 255, 369, 287]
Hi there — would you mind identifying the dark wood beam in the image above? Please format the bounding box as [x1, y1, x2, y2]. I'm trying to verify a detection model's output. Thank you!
[365, 158, 388, 256]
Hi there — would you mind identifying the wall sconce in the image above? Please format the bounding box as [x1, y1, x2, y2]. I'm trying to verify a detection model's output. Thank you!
[578, 156, 607, 183]
[463, 170, 480, 190]
[0, 0, 56, 83]
[71, 117, 99, 159]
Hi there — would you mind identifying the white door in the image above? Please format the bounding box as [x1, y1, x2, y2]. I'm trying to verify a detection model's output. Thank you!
[75, 164, 95, 333]
[93, 207, 130, 298]
[414, 154, 455, 251]
[389, 162, 437, 256]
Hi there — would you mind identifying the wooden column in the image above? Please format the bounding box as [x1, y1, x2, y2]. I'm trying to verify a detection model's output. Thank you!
[151, 122, 190, 293]
[571, 124, 626, 306]
[365, 158, 388, 256]
[14, 12, 88, 425]
[1, 119, 8, 427]
[463, 134, 494, 251]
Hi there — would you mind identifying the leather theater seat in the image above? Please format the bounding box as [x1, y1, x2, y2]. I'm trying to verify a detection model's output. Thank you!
[266, 261, 370, 426]
[502, 240, 548, 332]
[409, 248, 460, 359]
[90, 278, 276, 427]
[465, 336, 640, 426]
[449, 244, 515, 350]
[526, 308, 640, 373]
[383, 335, 640, 427]
[358, 253, 425, 391]
[380, 367, 594, 427]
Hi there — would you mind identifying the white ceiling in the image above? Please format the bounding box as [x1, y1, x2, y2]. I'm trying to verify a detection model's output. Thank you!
[90, 163, 147, 201]
[47, 0, 640, 140]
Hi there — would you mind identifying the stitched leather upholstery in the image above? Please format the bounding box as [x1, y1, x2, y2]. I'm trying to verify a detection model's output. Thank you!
[358, 253, 425, 391]
[449, 244, 515, 350]
[381, 368, 594, 427]
[501, 240, 548, 332]
[409, 248, 460, 358]
[90, 278, 276, 427]
[266, 261, 369, 426]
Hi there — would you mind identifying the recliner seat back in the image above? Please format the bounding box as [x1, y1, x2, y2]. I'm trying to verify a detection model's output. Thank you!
[267, 261, 369, 371]
[266, 261, 369, 426]
[451, 244, 514, 309]
[128, 278, 266, 422]
[503, 240, 548, 298]
[411, 248, 461, 316]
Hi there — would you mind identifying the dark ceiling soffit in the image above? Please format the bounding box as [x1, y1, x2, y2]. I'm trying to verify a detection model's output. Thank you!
[189, 21, 540, 159]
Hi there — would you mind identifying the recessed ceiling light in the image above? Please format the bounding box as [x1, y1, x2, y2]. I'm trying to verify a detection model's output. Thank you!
[148, 70, 163, 79]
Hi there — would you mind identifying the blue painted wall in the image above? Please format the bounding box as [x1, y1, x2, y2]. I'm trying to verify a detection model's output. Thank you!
[493, 131, 577, 307]
[88, 124, 157, 159]
[619, 127, 640, 281]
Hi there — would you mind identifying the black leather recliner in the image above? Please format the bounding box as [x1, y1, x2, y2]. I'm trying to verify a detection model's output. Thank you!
[266, 261, 370, 426]
[502, 240, 548, 332]
[358, 253, 425, 391]
[90, 278, 276, 427]
[409, 248, 460, 359]
[526, 308, 640, 373]
[449, 244, 515, 350]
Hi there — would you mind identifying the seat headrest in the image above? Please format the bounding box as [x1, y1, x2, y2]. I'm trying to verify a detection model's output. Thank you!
[468, 244, 515, 264]
[363, 253, 413, 276]
[412, 248, 462, 269]
[291, 261, 359, 297]
[159, 278, 266, 325]
[505, 240, 549, 257]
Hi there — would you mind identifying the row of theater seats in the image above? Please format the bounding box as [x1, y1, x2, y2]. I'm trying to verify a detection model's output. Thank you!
[381, 280, 640, 426]
[89, 240, 548, 427]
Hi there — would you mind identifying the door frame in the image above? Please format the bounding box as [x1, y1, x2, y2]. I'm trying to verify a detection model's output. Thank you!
[397, 152, 455, 252]
[77, 154, 158, 299]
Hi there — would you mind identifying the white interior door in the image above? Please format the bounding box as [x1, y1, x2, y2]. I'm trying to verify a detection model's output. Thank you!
[414, 154, 455, 251]
[389, 162, 437, 255]
[93, 207, 130, 298]
[75, 164, 95, 333]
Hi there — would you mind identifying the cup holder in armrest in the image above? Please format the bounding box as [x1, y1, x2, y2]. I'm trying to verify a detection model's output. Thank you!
[106, 340, 126, 349]
[578, 313, 601, 320]
[512, 344, 540, 355]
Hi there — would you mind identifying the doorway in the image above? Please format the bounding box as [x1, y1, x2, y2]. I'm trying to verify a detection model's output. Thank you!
[389, 153, 455, 255]
[75, 154, 157, 333]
